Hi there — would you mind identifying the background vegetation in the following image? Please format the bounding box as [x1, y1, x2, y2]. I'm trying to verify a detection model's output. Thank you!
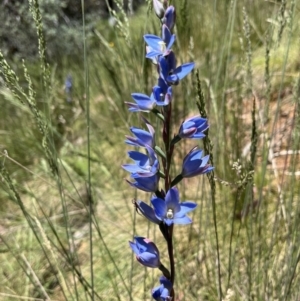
[0, 0, 299, 300]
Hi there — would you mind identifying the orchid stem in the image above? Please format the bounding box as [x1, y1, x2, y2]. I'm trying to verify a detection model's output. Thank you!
[167, 225, 175, 298]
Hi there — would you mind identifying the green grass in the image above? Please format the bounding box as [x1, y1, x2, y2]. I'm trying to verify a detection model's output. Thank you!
[0, 0, 300, 300]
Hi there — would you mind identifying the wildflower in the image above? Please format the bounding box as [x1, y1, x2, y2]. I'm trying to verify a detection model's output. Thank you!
[126, 173, 160, 193]
[129, 237, 160, 268]
[181, 147, 214, 178]
[152, 276, 173, 301]
[152, 85, 172, 106]
[178, 116, 208, 139]
[158, 55, 195, 86]
[125, 119, 155, 148]
[144, 25, 175, 60]
[151, 187, 197, 226]
[122, 146, 159, 177]
[126, 86, 172, 112]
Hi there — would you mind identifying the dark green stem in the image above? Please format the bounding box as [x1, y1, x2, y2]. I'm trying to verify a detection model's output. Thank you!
[171, 174, 183, 187]
[159, 263, 171, 279]
[161, 103, 176, 300]
[167, 225, 175, 284]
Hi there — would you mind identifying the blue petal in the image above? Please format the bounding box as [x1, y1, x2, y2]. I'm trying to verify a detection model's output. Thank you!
[138, 252, 159, 268]
[125, 102, 145, 112]
[164, 5, 176, 30]
[127, 151, 148, 165]
[144, 119, 155, 138]
[133, 170, 158, 178]
[144, 34, 163, 51]
[131, 93, 151, 102]
[146, 49, 163, 59]
[161, 287, 171, 298]
[165, 187, 181, 213]
[182, 160, 199, 176]
[152, 87, 163, 102]
[167, 62, 195, 83]
[130, 127, 153, 147]
[166, 51, 177, 72]
[137, 201, 160, 223]
[151, 197, 167, 219]
[134, 237, 147, 251]
[129, 241, 139, 255]
[159, 276, 172, 290]
[191, 133, 206, 139]
[183, 120, 194, 128]
[181, 127, 197, 138]
[167, 34, 176, 50]
[167, 74, 179, 85]
[158, 56, 169, 80]
[122, 164, 144, 174]
[176, 202, 197, 217]
[200, 154, 210, 166]
[162, 24, 175, 49]
[183, 148, 202, 165]
[152, 285, 164, 300]
[172, 216, 192, 224]
[203, 166, 214, 174]
[130, 93, 155, 111]
[157, 77, 168, 94]
[126, 174, 159, 192]
[125, 136, 142, 147]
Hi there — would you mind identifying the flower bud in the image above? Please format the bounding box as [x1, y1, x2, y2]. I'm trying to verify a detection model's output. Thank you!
[153, 0, 165, 19]
[163, 5, 176, 30]
[129, 237, 161, 268]
[181, 147, 214, 178]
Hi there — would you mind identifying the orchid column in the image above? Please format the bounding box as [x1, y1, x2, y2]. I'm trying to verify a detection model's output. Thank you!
[122, 1, 213, 300]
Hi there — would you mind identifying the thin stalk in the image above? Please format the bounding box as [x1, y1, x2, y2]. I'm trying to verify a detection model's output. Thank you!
[81, 0, 94, 299]
[163, 103, 173, 191]
[167, 225, 175, 284]
[196, 71, 222, 300]
[162, 101, 176, 299]
[167, 225, 175, 299]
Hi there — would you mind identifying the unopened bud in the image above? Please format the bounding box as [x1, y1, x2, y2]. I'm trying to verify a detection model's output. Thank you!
[163, 5, 176, 30]
[153, 0, 165, 19]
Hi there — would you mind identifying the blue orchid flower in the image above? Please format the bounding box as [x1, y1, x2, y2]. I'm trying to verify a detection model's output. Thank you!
[152, 276, 173, 301]
[152, 85, 172, 106]
[144, 25, 175, 61]
[181, 147, 214, 178]
[151, 187, 197, 226]
[129, 237, 161, 268]
[122, 146, 159, 177]
[178, 115, 209, 139]
[158, 55, 195, 86]
[126, 85, 172, 112]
